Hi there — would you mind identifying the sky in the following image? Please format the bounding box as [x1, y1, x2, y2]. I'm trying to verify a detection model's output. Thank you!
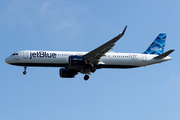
[1, 0, 180, 120]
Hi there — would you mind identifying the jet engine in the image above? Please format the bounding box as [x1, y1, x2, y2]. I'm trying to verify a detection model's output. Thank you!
[59, 68, 77, 78]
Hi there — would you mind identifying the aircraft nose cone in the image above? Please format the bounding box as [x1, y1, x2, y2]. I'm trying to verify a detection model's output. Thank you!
[5, 57, 11, 64]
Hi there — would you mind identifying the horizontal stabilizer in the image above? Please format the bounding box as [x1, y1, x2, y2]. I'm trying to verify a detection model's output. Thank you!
[153, 49, 175, 59]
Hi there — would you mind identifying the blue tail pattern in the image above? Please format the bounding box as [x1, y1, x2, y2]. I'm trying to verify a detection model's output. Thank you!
[143, 33, 166, 55]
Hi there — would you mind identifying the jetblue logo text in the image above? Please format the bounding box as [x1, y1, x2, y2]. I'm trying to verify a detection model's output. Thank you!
[30, 51, 56, 59]
[151, 47, 162, 51]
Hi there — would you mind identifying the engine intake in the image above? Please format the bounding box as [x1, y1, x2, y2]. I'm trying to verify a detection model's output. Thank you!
[69, 55, 85, 66]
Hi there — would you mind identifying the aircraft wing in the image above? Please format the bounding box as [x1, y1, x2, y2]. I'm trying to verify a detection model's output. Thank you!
[83, 26, 127, 64]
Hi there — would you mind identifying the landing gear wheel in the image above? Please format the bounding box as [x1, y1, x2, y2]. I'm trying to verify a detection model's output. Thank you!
[84, 75, 89, 81]
[23, 71, 27, 75]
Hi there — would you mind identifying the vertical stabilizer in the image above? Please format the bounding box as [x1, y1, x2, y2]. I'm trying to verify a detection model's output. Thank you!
[143, 33, 166, 55]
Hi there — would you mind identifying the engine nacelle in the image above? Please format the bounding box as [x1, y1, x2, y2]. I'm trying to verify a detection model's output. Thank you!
[69, 55, 85, 66]
[59, 68, 77, 78]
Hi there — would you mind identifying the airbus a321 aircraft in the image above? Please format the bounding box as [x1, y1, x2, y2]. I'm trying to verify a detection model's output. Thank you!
[5, 26, 174, 80]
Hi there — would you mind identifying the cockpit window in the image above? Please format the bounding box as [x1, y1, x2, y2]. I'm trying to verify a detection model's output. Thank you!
[11, 53, 18, 56]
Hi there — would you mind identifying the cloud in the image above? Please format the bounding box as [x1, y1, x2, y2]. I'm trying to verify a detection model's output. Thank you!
[1, 0, 37, 27]
[167, 76, 180, 92]
[169, 76, 180, 83]
[38, 0, 86, 35]
[48, 18, 80, 35]
[1, 0, 87, 35]
[40, 1, 51, 14]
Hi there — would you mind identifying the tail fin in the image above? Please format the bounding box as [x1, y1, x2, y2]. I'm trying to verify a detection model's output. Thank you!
[143, 33, 166, 55]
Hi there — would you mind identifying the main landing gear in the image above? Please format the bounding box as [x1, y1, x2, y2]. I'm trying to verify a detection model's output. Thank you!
[91, 67, 96, 73]
[84, 75, 89, 81]
[23, 66, 27, 75]
[83, 67, 96, 81]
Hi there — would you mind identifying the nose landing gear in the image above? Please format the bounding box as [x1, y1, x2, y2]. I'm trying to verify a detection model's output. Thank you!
[23, 66, 27, 75]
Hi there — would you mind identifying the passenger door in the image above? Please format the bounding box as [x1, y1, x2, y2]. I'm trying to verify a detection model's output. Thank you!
[142, 54, 147, 62]
[23, 51, 28, 59]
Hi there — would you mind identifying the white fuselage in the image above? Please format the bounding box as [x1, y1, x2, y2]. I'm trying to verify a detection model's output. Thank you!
[5, 50, 171, 69]
[5, 27, 173, 80]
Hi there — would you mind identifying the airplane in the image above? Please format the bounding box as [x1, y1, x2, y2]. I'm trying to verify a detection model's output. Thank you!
[5, 26, 174, 80]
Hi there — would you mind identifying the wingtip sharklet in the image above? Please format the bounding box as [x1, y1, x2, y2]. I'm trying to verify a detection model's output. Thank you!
[121, 26, 127, 35]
